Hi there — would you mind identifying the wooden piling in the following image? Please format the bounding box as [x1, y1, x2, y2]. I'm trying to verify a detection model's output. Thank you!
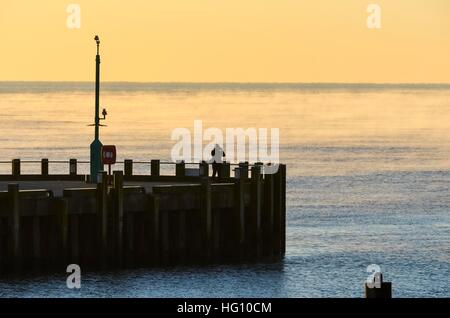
[280, 164, 286, 256]
[124, 159, 133, 177]
[233, 169, 245, 260]
[69, 159, 77, 176]
[151, 160, 160, 176]
[8, 184, 21, 270]
[160, 211, 169, 265]
[69, 215, 80, 265]
[176, 161, 185, 177]
[32, 215, 41, 269]
[239, 162, 249, 180]
[178, 210, 187, 264]
[200, 161, 209, 177]
[112, 171, 124, 267]
[220, 162, 231, 178]
[200, 177, 212, 262]
[96, 171, 108, 267]
[145, 194, 160, 266]
[262, 172, 274, 258]
[41, 159, 49, 176]
[56, 198, 69, 266]
[212, 207, 221, 261]
[365, 274, 392, 298]
[272, 166, 282, 256]
[125, 212, 134, 266]
[12, 159, 20, 177]
[249, 165, 262, 259]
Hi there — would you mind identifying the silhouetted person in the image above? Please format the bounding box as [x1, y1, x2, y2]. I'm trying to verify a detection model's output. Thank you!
[210, 144, 225, 177]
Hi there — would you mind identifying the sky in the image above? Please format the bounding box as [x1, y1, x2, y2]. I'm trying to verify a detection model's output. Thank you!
[0, 0, 449, 82]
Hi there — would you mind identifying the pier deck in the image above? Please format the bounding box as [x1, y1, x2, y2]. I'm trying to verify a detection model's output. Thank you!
[0, 180, 198, 197]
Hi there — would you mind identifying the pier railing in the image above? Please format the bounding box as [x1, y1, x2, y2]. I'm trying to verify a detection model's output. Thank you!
[0, 158, 260, 182]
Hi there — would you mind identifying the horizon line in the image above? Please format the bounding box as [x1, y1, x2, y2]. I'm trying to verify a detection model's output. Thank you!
[1, 81, 450, 85]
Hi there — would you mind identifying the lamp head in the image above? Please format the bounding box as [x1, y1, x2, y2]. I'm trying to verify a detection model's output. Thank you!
[94, 35, 100, 45]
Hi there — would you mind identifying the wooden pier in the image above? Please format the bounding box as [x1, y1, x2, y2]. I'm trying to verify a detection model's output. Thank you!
[0, 159, 286, 274]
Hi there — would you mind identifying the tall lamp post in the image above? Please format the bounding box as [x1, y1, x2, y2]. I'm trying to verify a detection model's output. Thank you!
[90, 35, 107, 183]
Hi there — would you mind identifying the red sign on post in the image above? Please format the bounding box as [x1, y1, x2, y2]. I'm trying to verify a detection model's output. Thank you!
[102, 145, 116, 165]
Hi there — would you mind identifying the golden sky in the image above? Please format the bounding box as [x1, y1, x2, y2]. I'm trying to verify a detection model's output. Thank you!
[0, 0, 449, 82]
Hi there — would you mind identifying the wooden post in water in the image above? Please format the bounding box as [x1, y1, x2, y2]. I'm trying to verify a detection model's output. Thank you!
[96, 171, 108, 267]
[8, 184, 21, 270]
[262, 171, 274, 258]
[280, 164, 286, 256]
[233, 168, 246, 260]
[124, 159, 133, 177]
[151, 160, 160, 176]
[200, 177, 212, 262]
[41, 159, 49, 176]
[12, 159, 20, 178]
[365, 274, 392, 299]
[69, 159, 77, 176]
[272, 165, 282, 256]
[249, 165, 262, 259]
[112, 171, 124, 267]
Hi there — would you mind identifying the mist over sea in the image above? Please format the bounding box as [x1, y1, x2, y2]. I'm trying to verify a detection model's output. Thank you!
[0, 82, 449, 297]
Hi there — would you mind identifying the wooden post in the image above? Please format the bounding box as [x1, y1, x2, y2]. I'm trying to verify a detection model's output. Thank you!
[12, 159, 20, 177]
[272, 166, 282, 256]
[176, 161, 185, 177]
[69, 159, 77, 176]
[32, 215, 41, 269]
[41, 158, 49, 176]
[239, 162, 249, 180]
[262, 172, 274, 258]
[200, 177, 212, 262]
[124, 159, 133, 177]
[249, 165, 262, 259]
[365, 274, 392, 298]
[113, 171, 124, 267]
[125, 212, 134, 266]
[221, 161, 230, 178]
[212, 207, 221, 262]
[146, 194, 160, 266]
[234, 167, 241, 178]
[96, 171, 108, 267]
[200, 161, 209, 177]
[69, 215, 80, 265]
[233, 169, 245, 260]
[151, 159, 160, 176]
[280, 164, 286, 256]
[178, 210, 187, 264]
[160, 211, 169, 265]
[8, 184, 21, 270]
[56, 198, 69, 266]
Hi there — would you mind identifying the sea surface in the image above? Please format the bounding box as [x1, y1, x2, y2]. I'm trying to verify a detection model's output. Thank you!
[0, 82, 449, 297]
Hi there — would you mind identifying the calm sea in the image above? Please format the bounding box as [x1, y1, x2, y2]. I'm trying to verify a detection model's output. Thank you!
[0, 82, 449, 297]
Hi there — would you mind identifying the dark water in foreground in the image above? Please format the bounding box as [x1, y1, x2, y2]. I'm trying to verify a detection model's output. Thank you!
[0, 83, 449, 297]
